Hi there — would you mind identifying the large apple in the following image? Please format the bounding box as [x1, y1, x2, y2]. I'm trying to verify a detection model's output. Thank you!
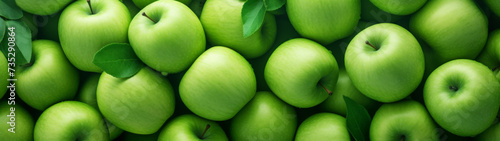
[34, 101, 108, 141]
[477, 29, 500, 69]
[16, 40, 79, 110]
[0, 101, 34, 141]
[200, 0, 277, 58]
[287, 0, 360, 45]
[97, 67, 175, 134]
[59, 0, 130, 72]
[424, 59, 500, 137]
[295, 113, 350, 141]
[158, 114, 228, 141]
[410, 0, 488, 64]
[15, 0, 73, 15]
[129, 0, 205, 73]
[369, 0, 427, 15]
[370, 100, 438, 141]
[230, 91, 297, 141]
[345, 23, 424, 103]
[179, 47, 256, 121]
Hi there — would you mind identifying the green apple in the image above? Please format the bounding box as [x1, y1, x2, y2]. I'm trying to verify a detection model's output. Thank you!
[200, 0, 277, 58]
[97, 67, 175, 134]
[230, 91, 297, 141]
[410, 0, 488, 63]
[158, 114, 228, 141]
[477, 29, 500, 69]
[345, 23, 424, 103]
[76, 73, 124, 140]
[360, 0, 402, 22]
[122, 0, 141, 18]
[424, 59, 500, 137]
[129, 0, 205, 73]
[59, 0, 130, 72]
[486, 0, 500, 17]
[0, 101, 34, 141]
[295, 113, 350, 141]
[34, 101, 108, 141]
[132, 0, 191, 9]
[15, 0, 73, 15]
[16, 40, 79, 110]
[370, 100, 438, 141]
[0, 52, 8, 99]
[179, 47, 256, 121]
[265, 38, 338, 108]
[287, 0, 360, 45]
[319, 69, 379, 116]
[369, 0, 427, 15]
[476, 119, 500, 141]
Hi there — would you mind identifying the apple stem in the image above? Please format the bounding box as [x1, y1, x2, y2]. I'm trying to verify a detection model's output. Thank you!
[319, 83, 332, 95]
[201, 124, 210, 139]
[142, 12, 157, 23]
[87, 0, 94, 14]
[365, 41, 377, 50]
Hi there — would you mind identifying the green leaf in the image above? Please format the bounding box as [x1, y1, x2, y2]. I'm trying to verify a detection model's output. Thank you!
[242, 0, 266, 38]
[92, 43, 144, 78]
[0, 18, 5, 43]
[0, 20, 32, 66]
[264, 0, 286, 11]
[0, 0, 23, 19]
[344, 96, 371, 141]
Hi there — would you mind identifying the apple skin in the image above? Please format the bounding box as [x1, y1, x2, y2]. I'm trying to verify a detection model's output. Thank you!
[0, 52, 8, 99]
[345, 23, 424, 103]
[200, 0, 277, 58]
[129, 0, 205, 73]
[179, 47, 256, 121]
[424, 59, 500, 137]
[410, 0, 488, 63]
[319, 69, 379, 116]
[230, 91, 297, 141]
[476, 119, 500, 141]
[132, 0, 191, 9]
[97, 67, 175, 135]
[76, 73, 124, 140]
[286, 0, 360, 45]
[477, 30, 500, 69]
[370, 100, 438, 141]
[16, 40, 79, 110]
[15, 0, 72, 15]
[486, 0, 500, 17]
[59, 0, 130, 72]
[369, 0, 427, 15]
[34, 101, 109, 141]
[158, 114, 228, 141]
[0, 101, 34, 141]
[295, 113, 350, 141]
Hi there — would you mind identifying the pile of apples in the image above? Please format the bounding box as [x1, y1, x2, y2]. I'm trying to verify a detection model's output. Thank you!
[1, 0, 500, 140]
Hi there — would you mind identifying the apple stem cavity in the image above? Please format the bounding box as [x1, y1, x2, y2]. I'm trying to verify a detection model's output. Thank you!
[142, 12, 157, 23]
[87, 0, 94, 14]
[401, 135, 406, 141]
[319, 84, 332, 95]
[201, 124, 211, 139]
[365, 41, 377, 50]
[449, 86, 458, 92]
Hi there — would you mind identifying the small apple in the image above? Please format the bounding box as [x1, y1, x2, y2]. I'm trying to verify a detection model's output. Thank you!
[34, 101, 108, 141]
[369, 0, 427, 15]
[128, 0, 205, 73]
[476, 29, 500, 69]
[59, 0, 130, 72]
[345, 23, 425, 103]
[370, 100, 438, 141]
[295, 113, 350, 141]
[97, 67, 175, 135]
[16, 40, 79, 110]
[15, 0, 73, 15]
[230, 91, 297, 141]
[179, 47, 256, 121]
[287, 0, 360, 45]
[265, 38, 339, 108]
[158, 114, 228, 141]
[0, 101, 34, 141]
[200, 0, 277, 58]
[424, 59, 500, 137]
